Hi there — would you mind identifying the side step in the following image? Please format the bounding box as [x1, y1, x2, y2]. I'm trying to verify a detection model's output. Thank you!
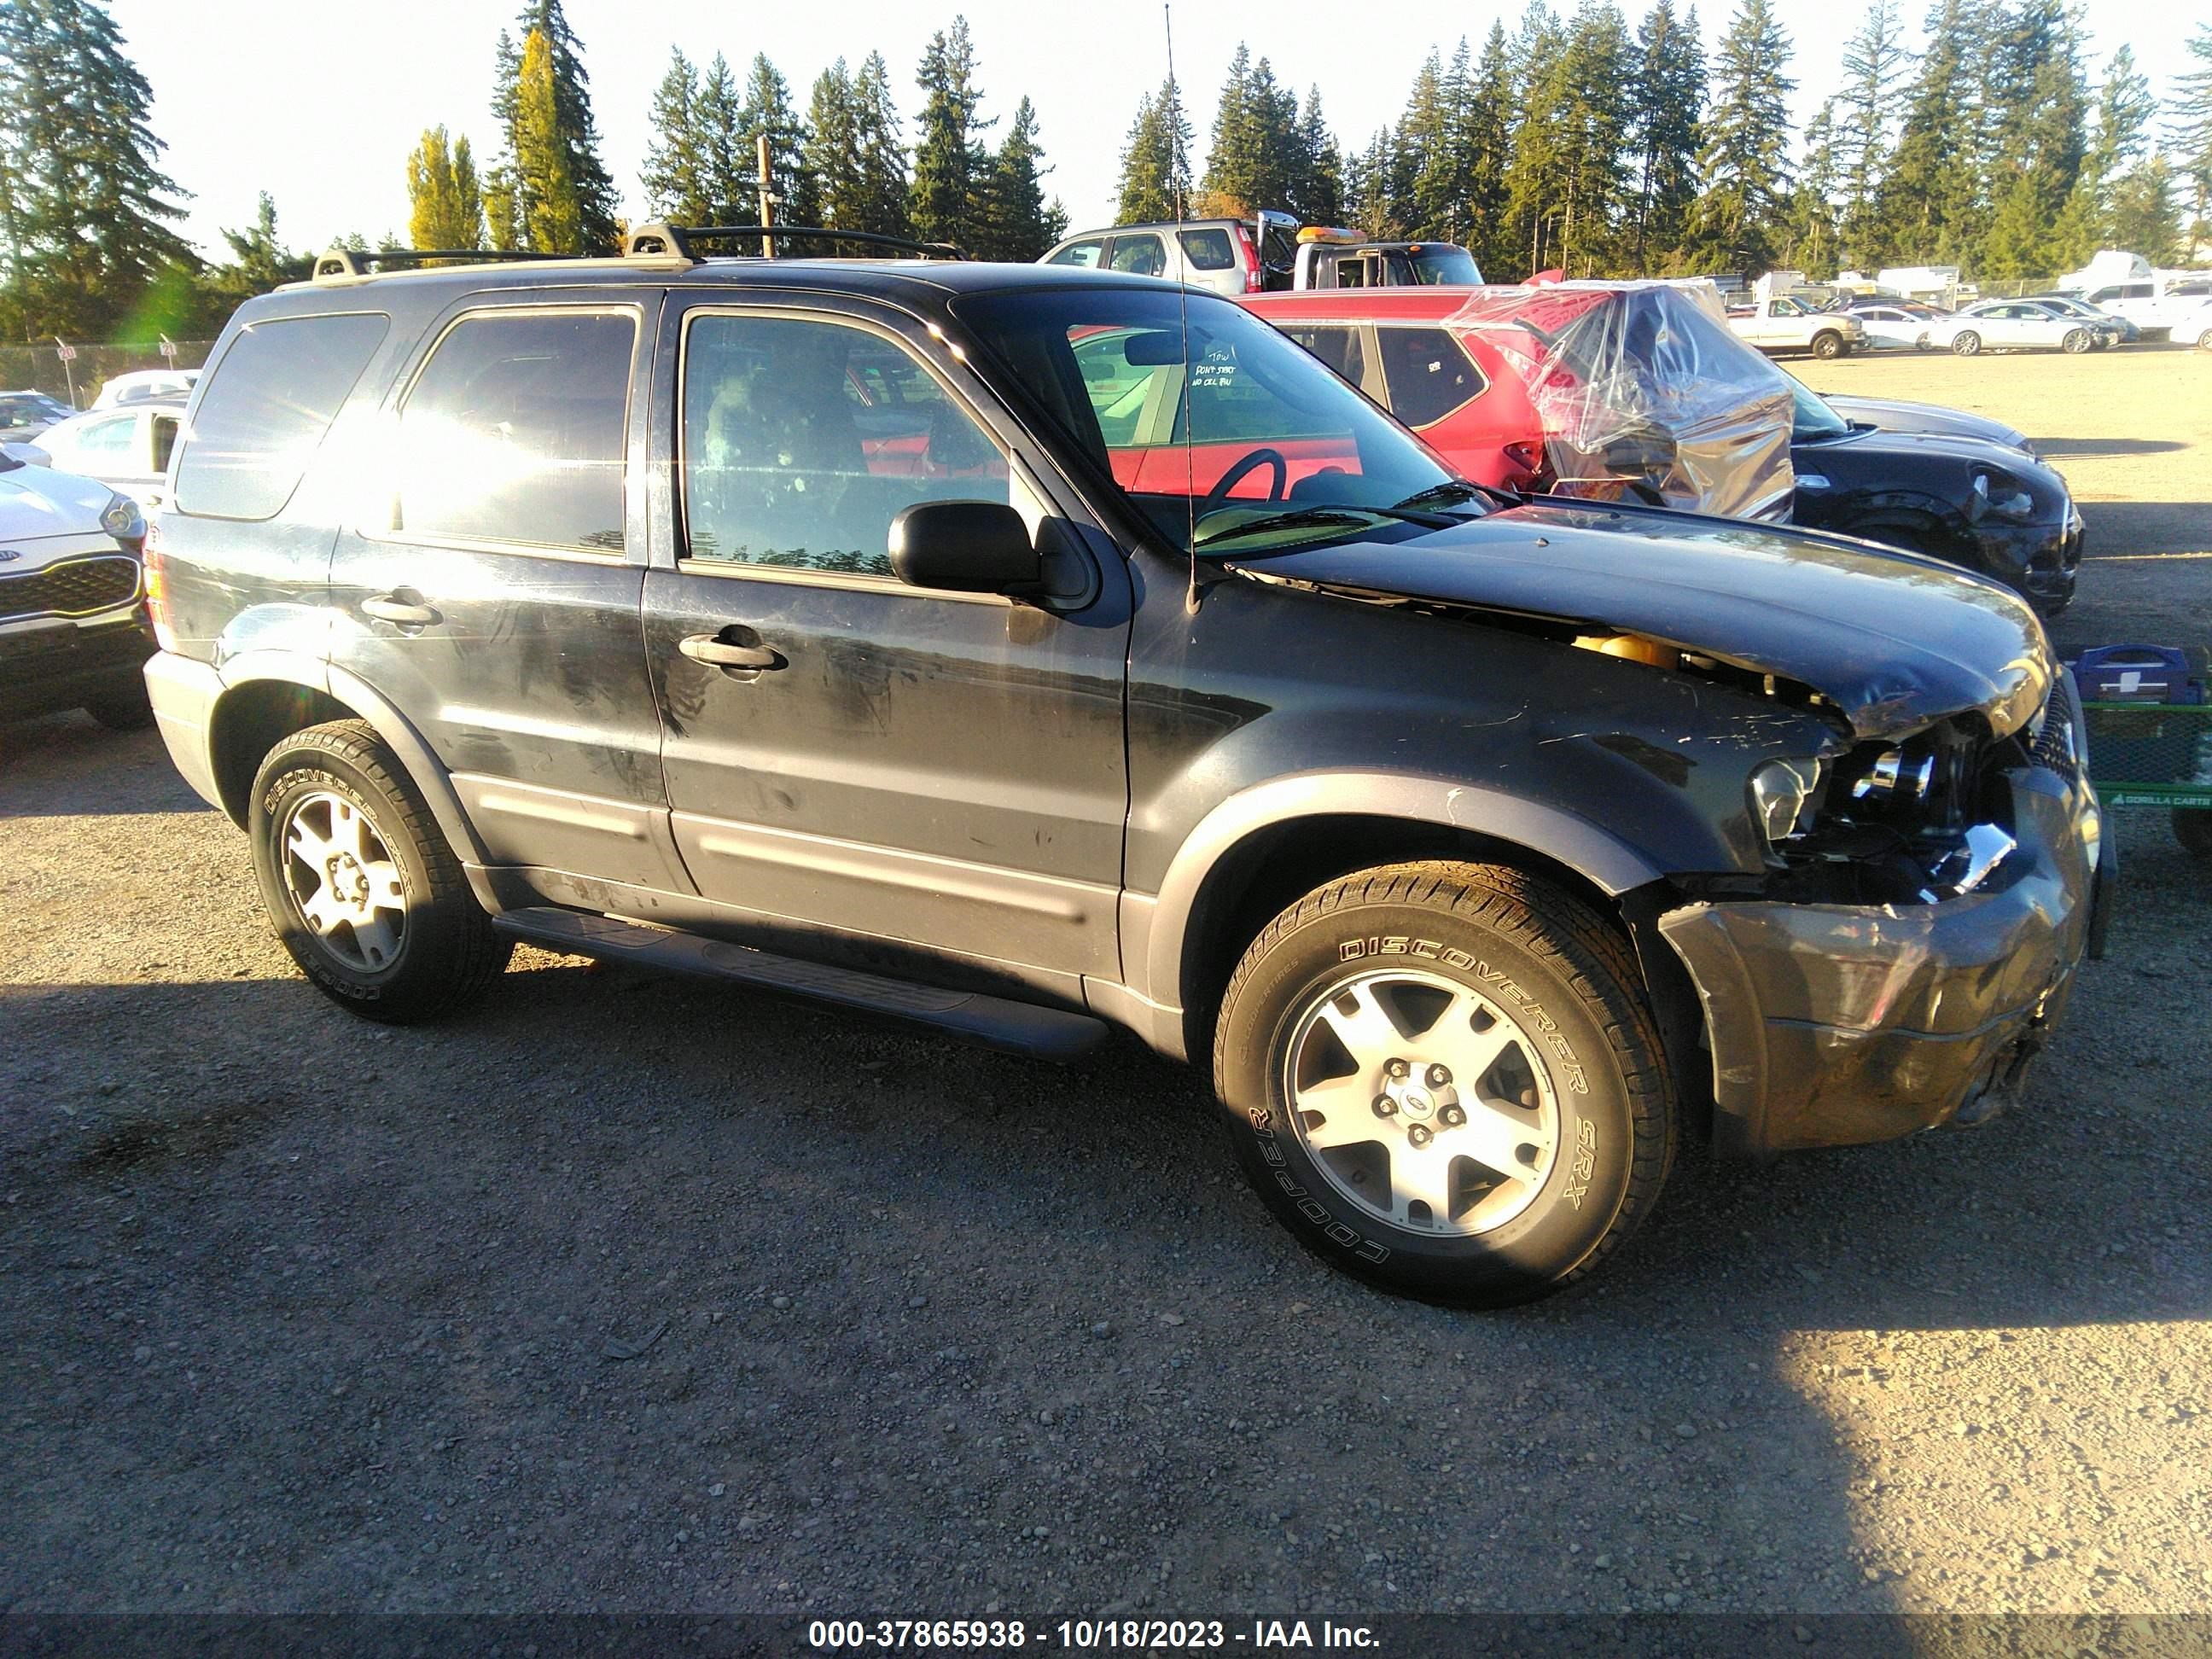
[492, 906, 1109, 1061]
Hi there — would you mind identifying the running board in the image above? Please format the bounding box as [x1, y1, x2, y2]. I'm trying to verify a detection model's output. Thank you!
[492, 906, 1109, 1061]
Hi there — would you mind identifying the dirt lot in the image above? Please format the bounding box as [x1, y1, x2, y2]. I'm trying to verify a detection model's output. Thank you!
[3, 344, 2209, 1621]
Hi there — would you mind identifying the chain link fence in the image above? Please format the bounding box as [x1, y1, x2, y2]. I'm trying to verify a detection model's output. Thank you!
[0, 341, 214, 409]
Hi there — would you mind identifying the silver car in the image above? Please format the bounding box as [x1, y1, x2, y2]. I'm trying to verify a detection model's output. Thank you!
[24, 399, 185, 511]
[1040, 212, 1299, 297]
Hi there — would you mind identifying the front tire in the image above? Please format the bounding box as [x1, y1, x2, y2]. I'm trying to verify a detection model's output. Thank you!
[1811, 330, 1844, 360]
[1952, 331, 1982, 357]
[2061, 328, 2092, 354]
[1213, 861, 1674, 1307]
[249, 719, 511, 1023]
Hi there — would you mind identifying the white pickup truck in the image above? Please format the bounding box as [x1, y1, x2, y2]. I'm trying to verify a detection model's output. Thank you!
[1726, 296, 1866, 358]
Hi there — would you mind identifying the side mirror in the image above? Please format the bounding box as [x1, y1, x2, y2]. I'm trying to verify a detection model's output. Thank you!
[888, 500, 1040, 597]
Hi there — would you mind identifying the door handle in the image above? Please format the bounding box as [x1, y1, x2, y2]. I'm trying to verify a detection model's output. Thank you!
[679, 631, 785, 672]
[362, 593, 440, 627]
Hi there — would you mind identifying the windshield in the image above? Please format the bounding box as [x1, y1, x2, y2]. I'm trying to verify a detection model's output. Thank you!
[955, 287, 1458, 554]
[1787, 377, 1852, 442]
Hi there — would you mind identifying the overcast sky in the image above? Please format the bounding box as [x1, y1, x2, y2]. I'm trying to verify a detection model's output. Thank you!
[114, 0, 2197, 261]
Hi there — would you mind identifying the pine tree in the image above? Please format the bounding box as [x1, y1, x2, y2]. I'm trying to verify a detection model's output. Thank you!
[1202, 46, 1301, 216]
[803, 61, 864, 230]
[2172, 24, 2212, 253]
[1628, 0, 1704, 270]
[2061, 46, 2157, 259]
[1833, 0, 1907, 261]
[516, 29, 582, 253]
[977, 97, 1058, 259]
[1976, 0, 2087, 276]
[1782, 101, 1842, 276]
[1116, 79, 1194, 223]
[1465, 23, 1516, 274]
[696, 54, 747, 219]
[1292, 86, 1344, 227]
[196, 192, 311, 312]
[2106, 154, 2181, 264]
[492, 2, 618, 252]
[0, 0, 196, 340]
[406, 127, 486, 249]
[1344, 129, 1400, 238]
[1873, 0, 1985, 261]
[1686, 0, 1796, 271]
[849, 52, 911, 238]
[911, 18, 992, 251]
[641, 48, 708, 221]
[1551, 0, 1635, 274]
[1398, 50, 1457, 236]
[1501, 3, 1569, 273]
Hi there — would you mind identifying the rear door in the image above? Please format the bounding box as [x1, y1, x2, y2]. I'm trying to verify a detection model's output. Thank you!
[640, 293, 1132, 995]
[327, 295, 684, 892]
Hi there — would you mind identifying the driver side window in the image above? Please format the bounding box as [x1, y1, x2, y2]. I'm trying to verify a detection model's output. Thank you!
[680, 313, 1010, 578]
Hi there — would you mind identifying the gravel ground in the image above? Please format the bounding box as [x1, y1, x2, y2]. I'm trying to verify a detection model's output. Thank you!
[3, 345, 2209, 1620]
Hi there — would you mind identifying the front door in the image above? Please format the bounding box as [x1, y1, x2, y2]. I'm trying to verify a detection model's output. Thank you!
[327, 298, 684, 891]
[641, 296, 1132, 996]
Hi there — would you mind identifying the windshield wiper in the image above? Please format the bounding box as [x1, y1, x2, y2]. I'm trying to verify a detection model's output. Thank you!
[1393, 478, 1518, 513]
[1191, 507, 1382, 550]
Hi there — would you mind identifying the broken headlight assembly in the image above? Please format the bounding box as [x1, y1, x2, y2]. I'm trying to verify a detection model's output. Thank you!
[1759, 725, 2017, 903]
[1968, 469, 2038, 523]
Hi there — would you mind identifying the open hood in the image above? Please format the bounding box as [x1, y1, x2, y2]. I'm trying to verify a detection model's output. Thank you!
[1224, 500, 2052, 742]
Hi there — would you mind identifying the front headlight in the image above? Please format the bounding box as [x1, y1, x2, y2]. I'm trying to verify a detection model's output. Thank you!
[101, 492, 146, 543]
[1749, 758, 1824, 844]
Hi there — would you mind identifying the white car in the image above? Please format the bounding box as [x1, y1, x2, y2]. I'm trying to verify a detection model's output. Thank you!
[27, 399, 184, 510]
[2167, 299, 2212, 350]
[1843, 303, 1936, 351]
[1929, 300, 2099, 357]
[0, 452, 154, 729]
[90, 368, 199, 410]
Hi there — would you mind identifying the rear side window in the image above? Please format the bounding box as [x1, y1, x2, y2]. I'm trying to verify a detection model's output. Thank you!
[1377, 328, 1485, 428]
[172, 311, 389, 521]
[1178, 229, 1234, 271]
[395, 309, 634, 552]
[1108, 236, 1166, 277]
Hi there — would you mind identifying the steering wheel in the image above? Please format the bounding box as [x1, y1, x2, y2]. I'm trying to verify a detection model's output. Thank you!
[1196, 447, 1288, 522]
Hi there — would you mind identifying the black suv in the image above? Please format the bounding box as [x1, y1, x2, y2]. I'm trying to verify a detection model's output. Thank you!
[143, 231, 2107, 1304]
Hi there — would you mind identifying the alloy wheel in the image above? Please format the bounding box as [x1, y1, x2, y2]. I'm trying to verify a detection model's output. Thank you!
[1279, 968, 1562, 1236]
[278, 789, 409, 973]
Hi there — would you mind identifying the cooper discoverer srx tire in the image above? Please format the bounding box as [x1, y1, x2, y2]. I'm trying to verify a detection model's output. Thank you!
[1213, 861, 1674, 1307]
[249, 719, 511, 1023]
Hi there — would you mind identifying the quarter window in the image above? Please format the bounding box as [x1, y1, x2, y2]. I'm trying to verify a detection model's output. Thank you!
[1284, 326, 1367, 387]
[1179, 229, 1235, 271]
[681, 313, 1009, 578]
[395, 310, 634, 551]
[1376, 328, 1485, 428]
[172, 311, 389, 521]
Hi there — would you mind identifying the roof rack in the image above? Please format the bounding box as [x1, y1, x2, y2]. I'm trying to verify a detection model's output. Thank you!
[623, 223, 969, 262]
[311, 246, 591, 280]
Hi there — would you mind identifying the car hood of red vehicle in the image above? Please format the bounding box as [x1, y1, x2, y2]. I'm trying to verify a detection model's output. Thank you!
[1221, 498, 2052, 742]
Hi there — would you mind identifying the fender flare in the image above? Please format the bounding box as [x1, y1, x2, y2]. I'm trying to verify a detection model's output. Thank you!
[1144, 769, 1668, 1023]
[211, 649, 491, 869]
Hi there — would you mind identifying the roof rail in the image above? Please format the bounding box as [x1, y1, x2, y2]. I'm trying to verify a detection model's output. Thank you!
[311, 246, 591, 281]
[623, 223, 969, 262]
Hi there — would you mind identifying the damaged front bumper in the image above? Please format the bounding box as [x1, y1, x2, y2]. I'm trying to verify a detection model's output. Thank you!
[1658, 745, 2106, 1158]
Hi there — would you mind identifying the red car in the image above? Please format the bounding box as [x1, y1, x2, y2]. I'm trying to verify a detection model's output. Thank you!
[1237, 289, 1563, 492]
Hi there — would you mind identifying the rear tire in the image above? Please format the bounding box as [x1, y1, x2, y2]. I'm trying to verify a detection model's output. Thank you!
[249, 719, 511, 1023]
[1952, 331, 1982, 357]
[1212, 861, 1674, 1307]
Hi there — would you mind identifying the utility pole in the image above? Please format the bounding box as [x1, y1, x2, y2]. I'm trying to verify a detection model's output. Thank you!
[756, 132, 777, 258]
